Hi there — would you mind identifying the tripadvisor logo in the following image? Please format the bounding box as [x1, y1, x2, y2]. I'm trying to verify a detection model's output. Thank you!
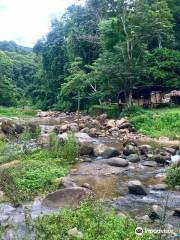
[135, 227, 144, 236]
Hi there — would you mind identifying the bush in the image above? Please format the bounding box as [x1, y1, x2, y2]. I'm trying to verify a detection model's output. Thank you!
[35, 201, 153, 240]
[0, 140, 20, 164]
[120, 106, 147, 117]
[89, 105, 122, 118]
[129, 108, 180, 139]
[48, 133, 79, 163]
[165, 166, 180, 188]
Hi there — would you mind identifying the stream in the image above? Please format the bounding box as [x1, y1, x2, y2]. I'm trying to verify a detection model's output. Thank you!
[0, 116, 180, 239]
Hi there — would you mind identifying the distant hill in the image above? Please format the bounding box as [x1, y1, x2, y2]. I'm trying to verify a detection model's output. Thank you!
[0, 41, 32, 54]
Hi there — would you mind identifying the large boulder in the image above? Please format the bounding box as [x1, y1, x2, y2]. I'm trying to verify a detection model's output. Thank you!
[42, 187, 91, 209]
[93, 144, 120, 158]
[123, 145, 138, 156]
[102, 157, 129, 167]
[128, 180, 148, 195]
[127, 154, 140, 163]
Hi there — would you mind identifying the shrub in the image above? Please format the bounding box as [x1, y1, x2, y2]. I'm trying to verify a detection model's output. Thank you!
[48, 132, 79, 163]
[165, 166, 180, 188]
[120, 106, 147, 117]
[35, 201, 153, 240]
[0, 140, 20, 164]
[89, 105, 122, 118]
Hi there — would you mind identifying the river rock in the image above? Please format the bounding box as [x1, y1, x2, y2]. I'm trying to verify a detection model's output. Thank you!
[79, 142, 94, 155]
[106, 120, 116, 128]
[123, 145, 138, 156]
[102, 157, 129, 167]
[91, 119, 101, 128]
[1, 120, 15, 135]
[151, 184, 168, 191]
[136, 215, 151, 223]
[116, 118, 129, 129]
[154, 154, 168, 164]
[89, 128, 99, 137]
[171, 154, 180, 167]
[60, 124, 69, 133]
[173, 208, 180, 217]
[15, 123, 24, 134]
[163, 147, 177, 155]
[42, 187, 91, 209]
[80, 127, 90, 134]
[149, 205, 163, 220]
[142, 161, 157, 167]
[58, 177, 78, 189]
[128, 180, 148, 195]
[93, 144, 120, 158]
[139, 145, 152, 155]
[127, 154, 140, 163]
[67, 228, 84, 239]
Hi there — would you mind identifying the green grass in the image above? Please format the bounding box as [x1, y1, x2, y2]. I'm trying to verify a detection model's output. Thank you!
[0, 134, 78, 202]
[0, 106, 37, 118]
[35, 201, 153, 240]
[128, 107, 180, 140]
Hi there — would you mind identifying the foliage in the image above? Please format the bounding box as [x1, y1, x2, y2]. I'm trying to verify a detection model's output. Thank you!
[129, 107, 180, 139]
[89, 104, 122, 118]
[0, 106, 37, 118]
[35, 201, 153, 240]
[165, 166, 180, 188]
[48, 133, 79, 163]
[0, 134, 78, 202]
[0, 140, 20, 164]
[146, 48, 180, 88]
[120, 106, 147, 118]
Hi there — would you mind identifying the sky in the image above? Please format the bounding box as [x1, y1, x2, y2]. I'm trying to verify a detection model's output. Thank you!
[0, 0, 84, 47]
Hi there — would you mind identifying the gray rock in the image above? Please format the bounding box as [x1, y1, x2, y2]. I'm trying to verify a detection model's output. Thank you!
[79, 143, 94, 155]
[128, 180, 148, 195]
[136, 215, 151, 223]
[142, 161, 157, 167]
[139, 145, 152, 155]
[154, 154, 167, 164]
[173, 208, 180, 217]
[163, 147, 177, 155]
[93, 144, 120, 158]
[149, 205, 163, 220]
[127, 154, 140, 163]
[58, 177, 78, 189]
[102, 157, 129, 167]
[151, 184, 168, 191]
[123, 145, 138, 156]
[42, 187, 91, 209]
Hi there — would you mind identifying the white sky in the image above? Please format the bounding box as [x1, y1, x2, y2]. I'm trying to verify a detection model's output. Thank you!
[0, 0, 84, 47]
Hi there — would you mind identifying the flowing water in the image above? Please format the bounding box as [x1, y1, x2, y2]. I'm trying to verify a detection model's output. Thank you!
[0, 116, 180, 239]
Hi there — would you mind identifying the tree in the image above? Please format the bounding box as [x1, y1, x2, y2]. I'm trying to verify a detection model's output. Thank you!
[147, 48, 180, 89]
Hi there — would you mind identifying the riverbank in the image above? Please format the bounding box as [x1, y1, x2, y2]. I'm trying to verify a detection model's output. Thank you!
[0, 110, 179, 239]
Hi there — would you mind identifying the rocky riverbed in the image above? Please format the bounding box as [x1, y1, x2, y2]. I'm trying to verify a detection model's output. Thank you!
[0, 111, 180, 239]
